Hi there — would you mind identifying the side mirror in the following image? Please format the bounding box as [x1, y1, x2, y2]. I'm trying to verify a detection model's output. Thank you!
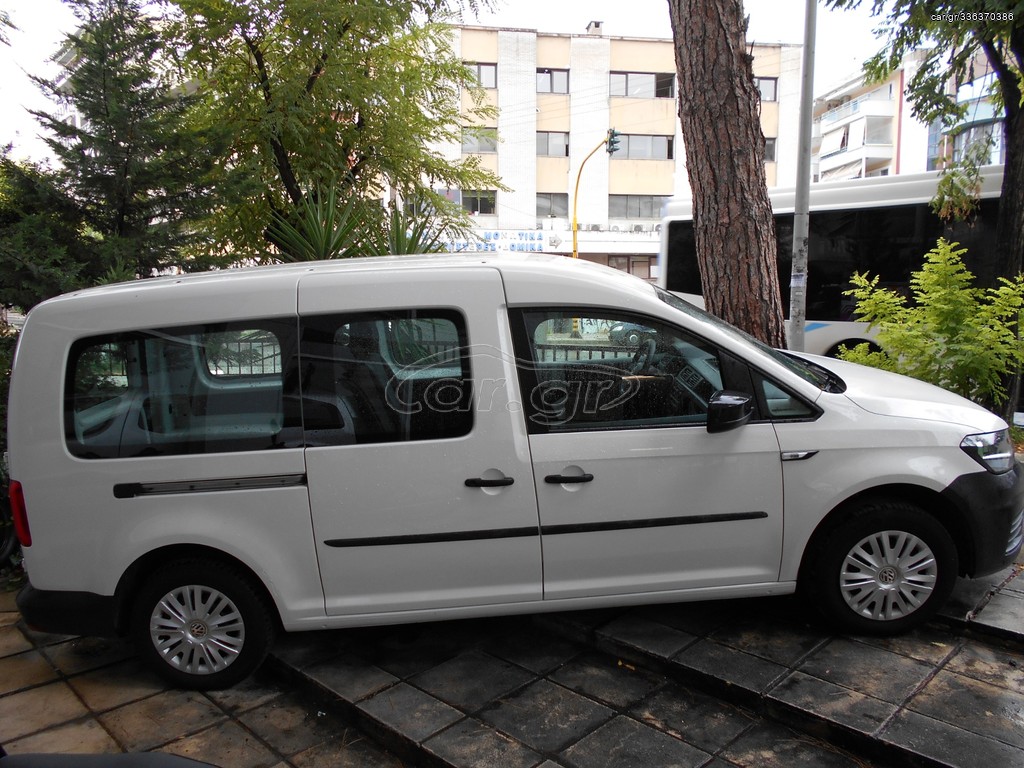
[707, 390, 753, 434]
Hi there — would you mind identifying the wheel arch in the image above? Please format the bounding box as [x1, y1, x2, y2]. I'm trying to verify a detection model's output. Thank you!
[112, 544, 282, 636]
[797, 483, 975, 584]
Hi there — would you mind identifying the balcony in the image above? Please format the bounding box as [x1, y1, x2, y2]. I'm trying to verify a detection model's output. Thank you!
[818, 89, 895, 129]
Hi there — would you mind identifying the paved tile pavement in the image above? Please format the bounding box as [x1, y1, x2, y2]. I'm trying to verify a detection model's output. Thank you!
[2, 558, 1022, 768]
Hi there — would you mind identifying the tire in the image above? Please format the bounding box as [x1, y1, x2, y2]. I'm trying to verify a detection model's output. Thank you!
[625, 331, 640, 346]
[802, 500, 957, 635]
[131, 559, 275, 690]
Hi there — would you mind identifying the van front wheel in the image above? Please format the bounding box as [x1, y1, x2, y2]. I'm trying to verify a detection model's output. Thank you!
[803, 501, 957, 635]
[131, 559, 274, 690]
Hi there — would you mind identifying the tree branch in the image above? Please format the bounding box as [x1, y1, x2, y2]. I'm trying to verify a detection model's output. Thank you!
[242, 32, 303, 206]
[980, 34, 1020, 123]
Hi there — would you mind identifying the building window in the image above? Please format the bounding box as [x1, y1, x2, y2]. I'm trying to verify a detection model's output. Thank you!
[609, 72, 675, 98]
[609, 195, 669, 219]
[462, 190, 496, 215]
[612, 134, 674, 160]
[468, 62, 497, 89]
[755, 77, 778, 102]
[537, 68, 569, 94]
[537, 131, 569, 157]
[764, 137, 777, 162]
[537, 193, 569, 217]
[461, 127, 498, 154]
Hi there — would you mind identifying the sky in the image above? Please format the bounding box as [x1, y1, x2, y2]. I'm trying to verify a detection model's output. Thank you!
[0, 0, 883, 161]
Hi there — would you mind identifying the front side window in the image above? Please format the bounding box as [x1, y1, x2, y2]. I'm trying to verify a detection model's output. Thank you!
[300, 310, 472, 446]
[66, 320, 299, 459]
[512, 309, 727, 433]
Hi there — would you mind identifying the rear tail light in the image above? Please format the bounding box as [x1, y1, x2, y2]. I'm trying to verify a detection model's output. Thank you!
[9, 480, 31, 547]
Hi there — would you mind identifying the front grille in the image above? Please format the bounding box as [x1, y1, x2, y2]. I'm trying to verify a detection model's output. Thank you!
[1007, 508, 1024, 557]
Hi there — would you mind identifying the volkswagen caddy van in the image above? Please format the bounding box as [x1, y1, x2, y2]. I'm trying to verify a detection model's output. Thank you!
[8, 254, 1023, 689]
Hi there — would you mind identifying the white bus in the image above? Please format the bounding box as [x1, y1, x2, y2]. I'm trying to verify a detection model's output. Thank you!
[657, 167, 1004, 356]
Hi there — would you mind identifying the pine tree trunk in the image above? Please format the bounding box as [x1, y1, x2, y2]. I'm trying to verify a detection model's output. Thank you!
[667, 0, 787, 348]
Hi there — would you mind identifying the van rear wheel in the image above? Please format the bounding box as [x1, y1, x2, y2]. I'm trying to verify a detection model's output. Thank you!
[131, 559, 274, 690]
[803, 501, 957, 635]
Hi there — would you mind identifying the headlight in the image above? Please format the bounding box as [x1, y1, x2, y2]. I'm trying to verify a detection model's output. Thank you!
[961, 430, 1015, 474]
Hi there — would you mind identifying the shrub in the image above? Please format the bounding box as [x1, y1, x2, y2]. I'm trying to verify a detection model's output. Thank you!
[840, 238, 1024, 410]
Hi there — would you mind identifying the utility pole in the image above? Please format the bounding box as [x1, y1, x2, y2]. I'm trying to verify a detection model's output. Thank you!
[788, 0, 816, 352]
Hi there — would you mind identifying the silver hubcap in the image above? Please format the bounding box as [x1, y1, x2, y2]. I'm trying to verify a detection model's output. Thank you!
[840, 530, 938, 621]
[149, 585, 245, 675]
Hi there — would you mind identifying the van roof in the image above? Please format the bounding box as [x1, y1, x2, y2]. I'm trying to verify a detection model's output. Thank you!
[25, 253, 658, 331]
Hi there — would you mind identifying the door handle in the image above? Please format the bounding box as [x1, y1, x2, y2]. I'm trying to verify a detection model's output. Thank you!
[544, 473, 594, 484]
[465, 477, 515, 488]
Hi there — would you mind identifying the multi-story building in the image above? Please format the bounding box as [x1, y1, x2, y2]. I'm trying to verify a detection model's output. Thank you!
[435, 22, 801, 278]
[813, 50, 1003, 182]
[812, 52, 931, 182]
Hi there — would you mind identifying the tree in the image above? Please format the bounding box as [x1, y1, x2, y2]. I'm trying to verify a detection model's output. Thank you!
[827, 0, 1024, 420]
[0, 149, 99, 311]
[32, 0, 231, 278]
[170, 0, 500, 258]
[666, 0, 787, 347]
[828, 2, 1022, 284]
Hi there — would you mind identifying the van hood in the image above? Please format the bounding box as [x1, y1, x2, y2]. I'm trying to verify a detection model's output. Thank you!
[807, 355, 1007, 433]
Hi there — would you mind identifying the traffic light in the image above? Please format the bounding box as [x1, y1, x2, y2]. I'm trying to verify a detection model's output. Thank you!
[606, 128, 621, 155]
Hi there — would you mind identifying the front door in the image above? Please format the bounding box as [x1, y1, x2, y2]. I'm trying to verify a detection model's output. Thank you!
[299, 268, 541, 616]
[512, 308, 785, 600]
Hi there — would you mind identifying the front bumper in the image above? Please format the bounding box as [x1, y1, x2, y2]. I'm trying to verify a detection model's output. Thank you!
[940, 462, 1024, 577]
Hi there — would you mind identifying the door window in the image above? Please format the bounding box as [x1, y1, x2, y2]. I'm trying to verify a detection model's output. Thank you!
[512, 309, 726, 432]
[299, 310, 472, 445]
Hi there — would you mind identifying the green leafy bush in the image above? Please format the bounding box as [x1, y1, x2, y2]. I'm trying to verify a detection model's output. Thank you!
[840, 238, 1024, 409]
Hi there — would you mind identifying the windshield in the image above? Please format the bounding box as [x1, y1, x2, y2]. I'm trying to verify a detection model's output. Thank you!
[655, 287, 846, 393]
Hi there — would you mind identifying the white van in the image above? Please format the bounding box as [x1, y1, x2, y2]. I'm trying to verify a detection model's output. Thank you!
[8, 254, 1023, 689]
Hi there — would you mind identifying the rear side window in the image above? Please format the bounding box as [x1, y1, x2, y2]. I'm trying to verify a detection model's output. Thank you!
[65, 320, 300, 459]
[300, 310, 472, 445]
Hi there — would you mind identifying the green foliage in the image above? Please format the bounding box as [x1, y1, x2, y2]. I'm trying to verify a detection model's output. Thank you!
[931, 135, 992, 221]
[0, 149, 102, 310]
[32, 0, 233, 277]
[267, 184, 365, 262]
[828, 2, 1022, 128]
[170, 0, 501, 257]
[360, 195, 474, 257]
[840, 238, 1024, 408]
[267, 181, 475, 261]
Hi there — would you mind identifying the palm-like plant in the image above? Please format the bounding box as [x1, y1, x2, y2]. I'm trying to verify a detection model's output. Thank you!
[267, 183, 365, 262]
[268, 184, 475, 261]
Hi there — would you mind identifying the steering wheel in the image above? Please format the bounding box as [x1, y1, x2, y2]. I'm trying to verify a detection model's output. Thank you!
[629, 338, 656, 374]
